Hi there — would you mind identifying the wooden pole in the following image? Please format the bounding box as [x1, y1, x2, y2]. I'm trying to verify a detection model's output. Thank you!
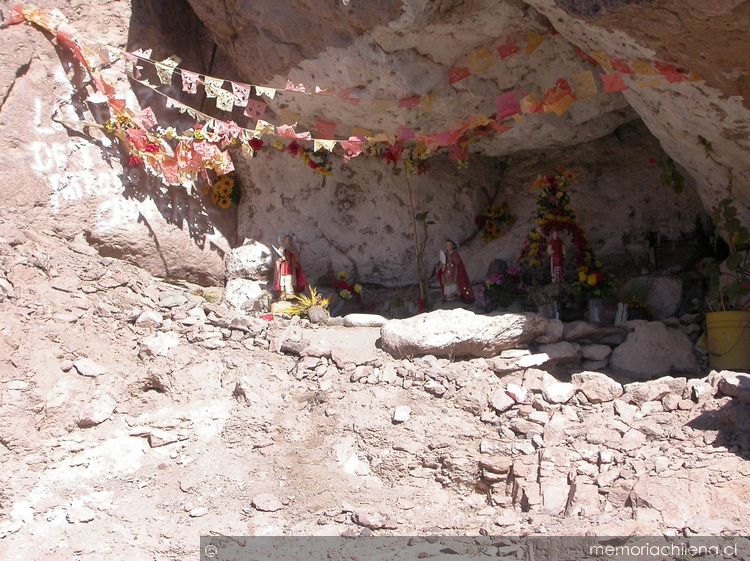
[405, 173, 426, 302]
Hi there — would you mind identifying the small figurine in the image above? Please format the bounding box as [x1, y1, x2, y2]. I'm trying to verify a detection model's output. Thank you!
[547, 230, 565, 283]
[273, 232, 307, 300]
[436, 239, 475, 304]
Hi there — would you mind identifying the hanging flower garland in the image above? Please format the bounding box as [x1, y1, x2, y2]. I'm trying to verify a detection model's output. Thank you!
[475, 202, 516, 242]
[519, 170, 604, 286]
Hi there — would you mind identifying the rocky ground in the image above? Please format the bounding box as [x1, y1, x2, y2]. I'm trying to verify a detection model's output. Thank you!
[1, 208, 749, 561]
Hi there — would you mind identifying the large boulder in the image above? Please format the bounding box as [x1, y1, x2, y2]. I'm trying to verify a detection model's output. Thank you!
[223, 279, 265, 311]
[380, 309, 547, 359]
[224, 240, 274, 280]
[610, 322, 698, 379]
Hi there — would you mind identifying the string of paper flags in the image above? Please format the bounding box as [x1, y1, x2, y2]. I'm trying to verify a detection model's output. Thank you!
[11, 3, 700, 192]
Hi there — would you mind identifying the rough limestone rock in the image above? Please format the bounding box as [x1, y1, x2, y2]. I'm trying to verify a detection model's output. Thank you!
[715, 371, 750, 400]
[572, 371, 624, 403]
[77, 392, 117, 428]
[223, 279, 265, 311]
[536, 342, 581, 365]
[543, 382, 577, 404]
[380, 310, 547, 359]
[581, 344, 612, 361]
[224, 241, 274, 281]
[610, 322, 698, 379]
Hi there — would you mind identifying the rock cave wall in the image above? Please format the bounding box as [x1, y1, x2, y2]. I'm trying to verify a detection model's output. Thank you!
[0, 0, 747, 287]
[237, 121, 703, 286]
[0, 0, 237, 285]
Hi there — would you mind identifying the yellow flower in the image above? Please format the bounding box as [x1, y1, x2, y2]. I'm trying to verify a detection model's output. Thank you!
[272, 140, 285, 151]
[587, 273, 597, 286]
[353, 284, 363, 294]
[338, 271, 349, 280]
[340, 289, 352, 299]
[578, 271, 588, 282]
[194, 129, 205, 141]
[217, 196, 232, 209]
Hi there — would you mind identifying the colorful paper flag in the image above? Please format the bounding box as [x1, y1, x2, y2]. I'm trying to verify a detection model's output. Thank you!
[204, 77, 224, 98]
[543, 79, 575, 115]
[601, 73, 628, 93]
[155, 55, 180, 86]
[468, 48, 494, 74]
[655, 61, 686, 83]
[216, 89, 235, 111]
[254, 86, 276, 99]
[254, 120, 275, 135]
[315, 119, 337, 139]
[632, 60, 659, 76]
[635, 78, 662, 89]
[350, 127, 373, 138]
[612, 58, 634, 75]
[276, 124, 312, 140]
[313, 139, 337, 152]
[285, 80, 307, 93]
[371, 98, 391, 112]
[182, 70, 199, 94]
[278, 108, 300, 125]
[396, 126, 416, 142]
[525, 31, 545, 54]
[448, 66, 471, 84]
[520, 93, 543, 114]
[244, 99, 267, 120]
[136, 107, 158, 129]
[419, 92, 434, 116]
[590, 50, 613, 71]
[398, 95, 421, 108]
[231, 82, 252, 106]
[496, 90, 520, 120]
[571, 70, 598, 99]
[497, 42, 520, 59]
[340, 136, 365, 161]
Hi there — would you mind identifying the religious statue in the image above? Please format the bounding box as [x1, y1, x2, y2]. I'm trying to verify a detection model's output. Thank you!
[273, 233, 307, 300]
[436, 239, 475, 304]
[547, 229, 565, 283]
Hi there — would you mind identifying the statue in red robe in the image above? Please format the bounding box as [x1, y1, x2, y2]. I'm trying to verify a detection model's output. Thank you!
[273, 233, 307, 299]
[547, 229, 565, 283]
[437, 239, 474, 304]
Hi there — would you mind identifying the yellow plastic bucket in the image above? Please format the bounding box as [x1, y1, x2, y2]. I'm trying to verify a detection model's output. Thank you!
[706, 311, 750, 371]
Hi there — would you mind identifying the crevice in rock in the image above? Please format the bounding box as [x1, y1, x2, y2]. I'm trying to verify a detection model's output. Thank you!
[0, 58, 32, 114]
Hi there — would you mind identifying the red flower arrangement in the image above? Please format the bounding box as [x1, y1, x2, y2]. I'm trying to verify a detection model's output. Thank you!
[128, 155, 143, 168]
[249, 138, 264, 151]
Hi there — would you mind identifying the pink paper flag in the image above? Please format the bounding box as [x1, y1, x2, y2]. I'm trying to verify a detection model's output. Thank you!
[340, 136, 365, 161]
[276, 124, 312, 140]
[231, 82, 252, 106]
[495, 90, 520, 120]
[601, 73, 628, 93]
[315, 119, 337, 139]
[244, 99, 267, 120]
[497, 42, 520, 59]
[285, 80, 307, 93]
[448, 66, 471, 84]
[396, 125, 416, 142]
[136, 107, 158, 129]
[182, 70, 199, 94]
[398, 95, 421, 108]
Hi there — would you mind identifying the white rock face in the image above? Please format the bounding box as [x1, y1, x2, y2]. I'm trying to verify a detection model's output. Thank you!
[223, 279, 265, 311]
[572, 371, 624, 403]
[610, 322, 698, 379]
[225, 241, 274, 281]
[380, 309, 547, 359]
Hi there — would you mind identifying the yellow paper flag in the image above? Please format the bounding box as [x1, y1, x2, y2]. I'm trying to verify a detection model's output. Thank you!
[419, 93, 434, 116]
[544, 96, 574, 116]
[632, 60, 659, 76]
[525, 31, 545, 54]
[313, 139, 338, 152]
[370, 98, 391, 112]
[635, 78, 662, 89]
[278, 109, 300, 125]
[571, 70, 598, 99]
[367, 133, 390, 143]
[590, 50, 613, 72]
[350, 126, 373, 138]
[468, 47, 494, 74]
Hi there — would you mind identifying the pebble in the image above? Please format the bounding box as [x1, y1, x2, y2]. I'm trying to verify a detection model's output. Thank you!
[188, 507, 208, 518]
[393, 405, 411, 423]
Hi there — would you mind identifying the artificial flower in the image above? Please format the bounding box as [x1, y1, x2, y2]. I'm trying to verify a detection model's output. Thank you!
[340, 289, 352, 299]
[338, 271, 349, 280]
[587, 274, 597, 286]
[128, 155, 143, 168]
[249, 138, 263, 151]
[353, 284, 363, 294]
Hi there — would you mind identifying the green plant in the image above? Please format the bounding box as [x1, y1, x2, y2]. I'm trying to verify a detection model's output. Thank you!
[289, 286, 330, 318]
[701, 197, 750, 311]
